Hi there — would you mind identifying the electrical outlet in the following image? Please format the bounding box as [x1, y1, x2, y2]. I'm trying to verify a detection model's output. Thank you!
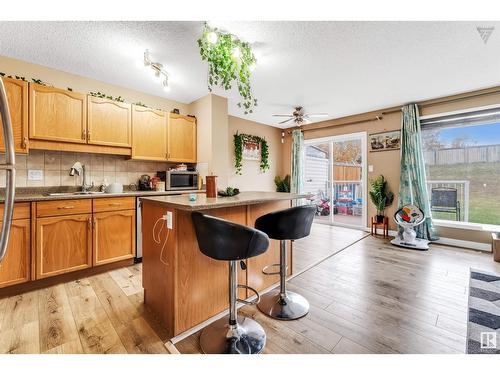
[166, 211, 173, 229]
[28, 169, 43, 181]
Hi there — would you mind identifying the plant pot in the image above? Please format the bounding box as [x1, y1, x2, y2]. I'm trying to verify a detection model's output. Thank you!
[375, 215, 385, 224]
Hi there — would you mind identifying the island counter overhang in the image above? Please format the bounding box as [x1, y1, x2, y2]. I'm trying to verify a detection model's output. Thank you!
[139, 192, 308, 339]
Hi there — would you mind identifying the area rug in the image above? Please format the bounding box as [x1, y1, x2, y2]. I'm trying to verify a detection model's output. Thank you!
[467, 269, 500, 354]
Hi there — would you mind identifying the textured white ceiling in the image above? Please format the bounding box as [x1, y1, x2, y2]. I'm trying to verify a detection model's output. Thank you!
[0, 21, 499, 128]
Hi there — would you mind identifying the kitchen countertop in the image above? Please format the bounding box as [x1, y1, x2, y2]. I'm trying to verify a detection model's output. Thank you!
[139, 191, 309, 211]
[0, 188, 206, 203]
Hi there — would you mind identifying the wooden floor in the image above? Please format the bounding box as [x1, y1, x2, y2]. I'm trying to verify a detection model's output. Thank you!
[292, 223, 367, 273]
[1, 223, 499, 354]
[0, 264, 170, 354]
[176, 227, 500, 354]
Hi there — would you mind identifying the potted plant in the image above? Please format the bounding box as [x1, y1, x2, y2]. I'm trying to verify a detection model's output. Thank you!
[369, 175, 394, 223]
[274, 175, 291, 192]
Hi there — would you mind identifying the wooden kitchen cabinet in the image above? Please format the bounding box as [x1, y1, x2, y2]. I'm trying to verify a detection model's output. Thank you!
[35, 213, 93, 279]
[29, 83, 87, 144]
[0, 77, 29, 153]
[93, 209, 135, 266]
[0, 218, 30, 288]
[167, 113, 197, 163]
[87, 96, 132, 148]
[132, 105, 167, 161]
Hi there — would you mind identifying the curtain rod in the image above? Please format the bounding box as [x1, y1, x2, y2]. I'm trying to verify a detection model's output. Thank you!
[286, 116, 382, 134]
[383, 87, 500, 115]
[287, 86, 500, 133]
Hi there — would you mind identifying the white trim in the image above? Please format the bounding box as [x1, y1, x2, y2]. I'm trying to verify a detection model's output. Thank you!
[371, 228, 491, 252]
[305, 131, 368, 231]
[433, 219, 500, 233]
[420, 103, 500, 120]
[433, 237, 492, 252]
[304, 131, 368, 145]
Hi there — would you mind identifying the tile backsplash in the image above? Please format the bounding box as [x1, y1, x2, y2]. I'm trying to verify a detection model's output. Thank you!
[0, 150, 174, 188]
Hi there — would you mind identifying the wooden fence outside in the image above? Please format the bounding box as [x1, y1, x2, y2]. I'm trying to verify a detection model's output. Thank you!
[424, 144, 500, 165]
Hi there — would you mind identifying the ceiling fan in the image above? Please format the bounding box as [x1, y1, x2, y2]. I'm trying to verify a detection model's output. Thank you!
[272, 106, 329, 126]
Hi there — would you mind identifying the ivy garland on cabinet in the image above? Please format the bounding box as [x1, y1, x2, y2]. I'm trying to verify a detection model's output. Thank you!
[197, 24, 258, 114]
[0, 72, 159, 109]
[234, 132, 269, 175]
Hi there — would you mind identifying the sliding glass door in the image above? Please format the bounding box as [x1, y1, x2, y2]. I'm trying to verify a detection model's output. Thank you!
[303, 132, 367, 229]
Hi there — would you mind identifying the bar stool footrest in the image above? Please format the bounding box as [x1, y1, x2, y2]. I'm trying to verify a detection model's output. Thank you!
[262, 263, 288, 276]
[237, 284, 261, 305]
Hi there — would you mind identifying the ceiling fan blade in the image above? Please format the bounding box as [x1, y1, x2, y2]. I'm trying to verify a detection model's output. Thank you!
[305, 113, 329, 118]
[279, 118, 294, 124]
[272, 114, 293, 117]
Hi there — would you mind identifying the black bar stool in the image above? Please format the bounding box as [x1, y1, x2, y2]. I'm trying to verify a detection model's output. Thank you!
[255, 204, 316, 320]
[192, 211, 270, 354]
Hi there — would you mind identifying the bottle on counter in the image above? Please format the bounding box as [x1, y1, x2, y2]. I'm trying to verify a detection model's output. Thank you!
[205, 175, 217, 198]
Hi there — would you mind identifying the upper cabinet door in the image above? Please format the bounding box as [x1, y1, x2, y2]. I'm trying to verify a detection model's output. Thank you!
[132, 105, 167, 161]
[167, 113, 197, 163]
[0, 77, 29, 153]
[87, 97, 132, 148]
[29, 83, 87, 144]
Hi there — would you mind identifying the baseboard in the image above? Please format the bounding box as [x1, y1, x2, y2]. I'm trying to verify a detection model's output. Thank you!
[366, 228, 491, 252]
[433, 237, 492, 252]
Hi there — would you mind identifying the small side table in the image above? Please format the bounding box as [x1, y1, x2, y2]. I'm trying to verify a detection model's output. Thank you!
[371, 216, 389, 238]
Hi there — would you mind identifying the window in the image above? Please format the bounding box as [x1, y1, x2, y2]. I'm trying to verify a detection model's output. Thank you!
[421, 106, 500, 226]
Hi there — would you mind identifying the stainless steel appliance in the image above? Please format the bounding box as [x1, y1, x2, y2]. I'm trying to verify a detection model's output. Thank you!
[157, 170, 199, 191]
[0, 79, 16, 263]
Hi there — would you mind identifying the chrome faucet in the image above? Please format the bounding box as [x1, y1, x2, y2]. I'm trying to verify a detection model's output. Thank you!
[69, 161, 93, 192]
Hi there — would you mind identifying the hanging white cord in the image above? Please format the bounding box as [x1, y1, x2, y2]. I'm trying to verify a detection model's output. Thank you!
[152, 217, 170, 266]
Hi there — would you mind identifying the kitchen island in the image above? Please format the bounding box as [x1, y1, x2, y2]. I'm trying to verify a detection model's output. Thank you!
[139, 192, 306, 339]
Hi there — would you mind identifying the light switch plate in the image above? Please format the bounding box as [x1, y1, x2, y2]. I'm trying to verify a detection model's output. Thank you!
[368, 165, 374, 173]
[28, 169, 43, 181]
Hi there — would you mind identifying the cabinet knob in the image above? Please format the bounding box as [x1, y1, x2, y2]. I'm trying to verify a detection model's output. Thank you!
[57, 205, 75, 210]
[82, 130, 86, 140]
[22, 137, 28, 149]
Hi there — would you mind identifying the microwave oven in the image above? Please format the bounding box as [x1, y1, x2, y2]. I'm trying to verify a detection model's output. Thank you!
[157, 170, 199, 191]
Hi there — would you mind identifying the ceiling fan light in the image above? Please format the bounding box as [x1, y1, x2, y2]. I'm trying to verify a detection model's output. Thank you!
[153, 70, 163, 82]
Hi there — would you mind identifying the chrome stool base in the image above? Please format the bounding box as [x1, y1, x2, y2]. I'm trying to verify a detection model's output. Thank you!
[257, 290, 310, 320]
[200, 315, 266, 354]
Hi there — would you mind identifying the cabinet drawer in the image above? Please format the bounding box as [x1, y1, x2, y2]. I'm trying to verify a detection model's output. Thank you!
[36, 199, 92, 217]
[0, 202, 30, 220]
[93, 197, 135, 213]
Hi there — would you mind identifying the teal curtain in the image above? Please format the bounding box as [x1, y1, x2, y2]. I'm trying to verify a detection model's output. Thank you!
[398, 104, 438, 241]
[291, 129, 304, 194]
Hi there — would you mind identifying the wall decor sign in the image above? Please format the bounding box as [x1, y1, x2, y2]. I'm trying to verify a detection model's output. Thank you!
[369, 130, 401, 152]
[242, 139, 261, 160]
[233, 132, 269, 175]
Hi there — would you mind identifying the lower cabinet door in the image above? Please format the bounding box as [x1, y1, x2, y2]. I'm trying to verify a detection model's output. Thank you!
[35, 214, 92, 279]
[0, 219, 30, 288]
[93, 209, 135, 266]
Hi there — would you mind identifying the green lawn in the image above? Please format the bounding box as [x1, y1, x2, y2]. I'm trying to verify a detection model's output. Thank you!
[426, 162, 500, 225]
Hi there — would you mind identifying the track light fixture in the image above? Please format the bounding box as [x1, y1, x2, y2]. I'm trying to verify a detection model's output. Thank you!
[143, 49, 170, 92]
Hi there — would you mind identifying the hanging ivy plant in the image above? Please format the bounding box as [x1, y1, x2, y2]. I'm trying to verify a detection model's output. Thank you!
[198, 24, 258, 114]
[233, 132, 269, 175]
[90, 91, 125, 102]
